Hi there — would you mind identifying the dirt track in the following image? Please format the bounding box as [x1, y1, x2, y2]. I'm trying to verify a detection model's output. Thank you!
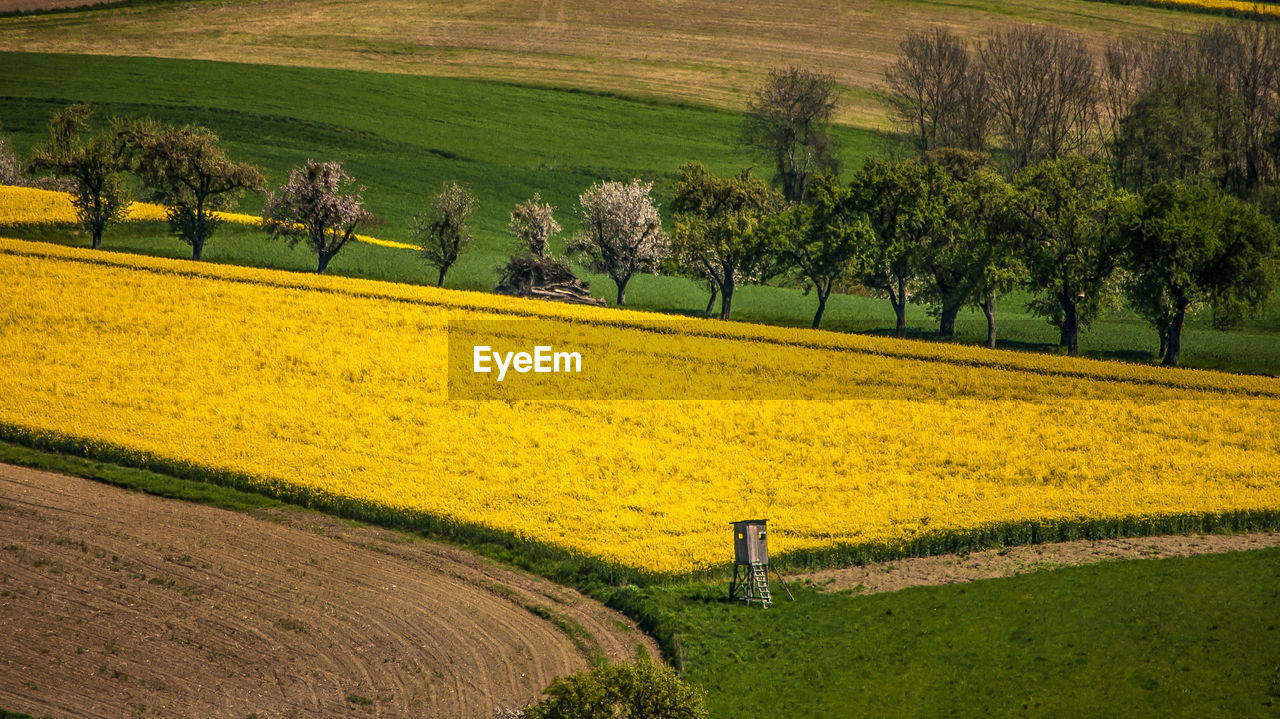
[0, 463, 657, 718]
[795, 532, 1280, 594]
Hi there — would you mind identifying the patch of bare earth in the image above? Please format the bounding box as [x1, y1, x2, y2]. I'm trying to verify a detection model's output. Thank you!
[0, 463, 657, 718]
[794, 532, 1280, 594]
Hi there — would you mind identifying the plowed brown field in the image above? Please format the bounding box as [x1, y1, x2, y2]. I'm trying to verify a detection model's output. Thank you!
[0, 463, 657, 718]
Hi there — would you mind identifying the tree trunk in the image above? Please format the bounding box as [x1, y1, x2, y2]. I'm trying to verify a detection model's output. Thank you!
[720, 274, 736, 321]
[982, 292, 997, 349]
[1162, 302, 1187, 367]
[1059, 296, 1080, 356]
[437, 264, 450, 287]
[317, 251, 333, 273]
[615, 276, 629, 307]
[192, 240, 204, 261]
[91, 228, 103, 250]
[1156, 318, 1170, 361]
[812, 285, 830, 330]
[893, 275, 907, 338]
[938, 302, 960, 339]
[704, 281, 719, 317]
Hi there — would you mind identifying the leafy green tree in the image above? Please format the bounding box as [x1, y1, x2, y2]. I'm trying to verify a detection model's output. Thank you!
[920, 149, 1022, 345]
[670, 163, 785, 320]
[416, 181, 476, 286]
[765, 173, 871, 329]
[524, 659, 707, 719]
[847, 158, 956, 337]
[29, 104, 132, 250]
[1006, 157, 1128, 356]
[123, 119, 265, 260]
[1112, 77, 1243, 192]
[1122, 181, 1279, 366]
[262, 159, 374, 272]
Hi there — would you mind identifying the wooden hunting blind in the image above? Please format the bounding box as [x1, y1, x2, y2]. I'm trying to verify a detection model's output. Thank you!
[729, 519, 774, 607]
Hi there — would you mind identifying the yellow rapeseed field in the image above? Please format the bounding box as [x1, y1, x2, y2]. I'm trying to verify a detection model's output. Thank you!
[2, 237, 1277, 573]
[1152, 0, 1280, 17]
[0, 186, 418, 250]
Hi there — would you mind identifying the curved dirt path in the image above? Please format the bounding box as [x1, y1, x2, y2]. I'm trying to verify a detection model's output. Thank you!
[0, 463, 658, 718]
[792, 532, 1280, 595]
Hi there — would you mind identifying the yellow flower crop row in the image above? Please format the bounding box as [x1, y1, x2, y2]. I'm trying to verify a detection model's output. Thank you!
[2, 237, 1277, 573]
[0, 185, 414, 250]
[1146, 0, 1280, 16]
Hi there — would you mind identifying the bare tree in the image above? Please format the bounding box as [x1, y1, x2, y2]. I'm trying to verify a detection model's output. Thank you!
[416, 181, 476, 287]
[568, 179, 667, 306]
[262, 160, 374, 273]
[1194, 22, 1280, 194]
[980, 25, 1099, 172]
[1099, 38, 1146, 157]
[743, 67, 841, 202]
[508, 193, 561, 259]
[885, 27, 989, 154]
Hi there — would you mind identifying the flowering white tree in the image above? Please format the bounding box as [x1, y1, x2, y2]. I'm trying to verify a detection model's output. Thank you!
[508, 192, 561, 259]
[0, 134, 26, 187]
[567, 179, 667, 306]
[262, 160, 373, 273]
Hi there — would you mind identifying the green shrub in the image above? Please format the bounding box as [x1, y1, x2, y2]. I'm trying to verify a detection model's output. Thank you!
[525, 659, 706, 719]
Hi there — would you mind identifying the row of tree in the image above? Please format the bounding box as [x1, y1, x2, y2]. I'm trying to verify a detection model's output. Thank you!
[11, 22, 1280, 369]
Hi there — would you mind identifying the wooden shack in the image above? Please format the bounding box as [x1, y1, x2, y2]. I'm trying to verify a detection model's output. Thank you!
[732, 519, 769, 565]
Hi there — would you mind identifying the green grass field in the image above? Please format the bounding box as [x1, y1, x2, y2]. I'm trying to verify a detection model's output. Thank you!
[662, 550, 1280, 718]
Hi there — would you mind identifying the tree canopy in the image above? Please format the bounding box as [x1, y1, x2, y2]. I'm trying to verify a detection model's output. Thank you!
[30, 104, 132, 250]
[670, 162, 785, 320]
[1006, 156, 1129, 356]
[567, 178, 667, 307]
[1122, 181, 1279, 366]
[847, 158, 959, 337]
[262, 159, 373, 273]
[416, 181, 476, 287]
[124, 119, 264, 260]
[765, 173, 871, 329]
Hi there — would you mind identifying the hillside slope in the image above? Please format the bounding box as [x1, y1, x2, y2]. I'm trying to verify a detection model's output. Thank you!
[0, 0, 1217, 127]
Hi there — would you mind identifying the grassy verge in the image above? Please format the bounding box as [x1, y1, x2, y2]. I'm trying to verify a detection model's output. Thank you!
[658, 549, 1280, 717]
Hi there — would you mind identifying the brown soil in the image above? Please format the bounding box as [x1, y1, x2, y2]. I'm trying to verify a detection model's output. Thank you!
[794, 532, 1280, 595]
[0, 463, 657, 718]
